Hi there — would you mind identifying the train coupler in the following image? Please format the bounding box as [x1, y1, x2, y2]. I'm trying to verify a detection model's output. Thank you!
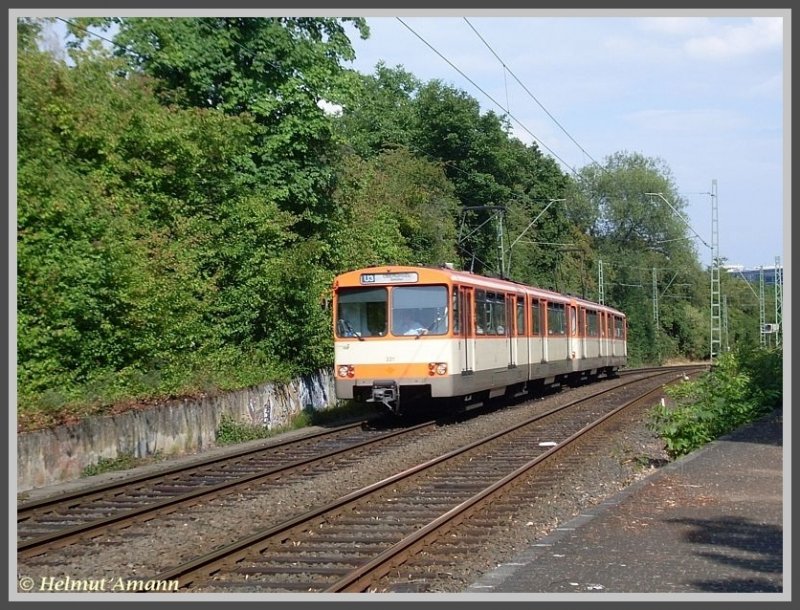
[368, 381, 400, 414]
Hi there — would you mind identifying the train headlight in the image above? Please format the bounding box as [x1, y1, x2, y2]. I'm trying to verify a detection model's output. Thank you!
[428, 362, 448, 376]
[337, 365, 354, 378]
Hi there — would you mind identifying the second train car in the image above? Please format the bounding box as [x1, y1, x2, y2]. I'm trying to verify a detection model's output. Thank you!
[333, 265, 627, 414]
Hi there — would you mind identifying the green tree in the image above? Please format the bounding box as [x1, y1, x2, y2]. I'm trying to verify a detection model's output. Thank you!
[336, 65, 571, 283]
[569, 152, 707, 363]
[67, 17, 369, 238]
[329, 148, 459, 272]
[17, 40, 310, 421]
[335, 62, 420, 157]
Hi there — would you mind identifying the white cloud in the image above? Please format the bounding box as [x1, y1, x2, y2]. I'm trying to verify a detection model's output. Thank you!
[684, 20, 782, 60]
[639, 17, 783, 61]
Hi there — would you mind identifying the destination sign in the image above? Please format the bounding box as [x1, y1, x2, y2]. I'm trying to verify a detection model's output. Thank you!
[360, 272, 419, 284]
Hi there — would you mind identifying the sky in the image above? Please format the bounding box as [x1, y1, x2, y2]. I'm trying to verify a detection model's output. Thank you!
[30, 11, 787, 271]
[341, 13, 786, 271]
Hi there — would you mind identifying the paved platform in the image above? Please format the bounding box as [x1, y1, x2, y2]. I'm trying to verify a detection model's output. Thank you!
[468, 409, 786, 600]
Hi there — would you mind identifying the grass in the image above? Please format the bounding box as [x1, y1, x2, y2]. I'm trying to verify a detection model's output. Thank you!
[81, 452, 165, 478]
[17, 353, 299, 433]
[215, 401, 381, 447]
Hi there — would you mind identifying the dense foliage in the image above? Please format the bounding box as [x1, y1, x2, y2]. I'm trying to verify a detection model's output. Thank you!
[649, 347, 782, 457]
[16, 18, 778, 429]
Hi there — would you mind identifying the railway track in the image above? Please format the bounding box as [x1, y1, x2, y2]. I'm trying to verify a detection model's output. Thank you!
[17, 365, 705, 582]
[17, 366, 671, 548]
[17, 417, 441, 557]
[147, 367, 700, 593]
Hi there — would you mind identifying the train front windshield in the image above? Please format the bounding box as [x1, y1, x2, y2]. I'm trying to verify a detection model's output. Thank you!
[391, 286, 448, 336]
[335, 285, 449, 338]
[336, 287, 388, 338]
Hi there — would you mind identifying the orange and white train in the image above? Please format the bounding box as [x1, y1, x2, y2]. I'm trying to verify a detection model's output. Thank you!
[333, 265, 627, 414]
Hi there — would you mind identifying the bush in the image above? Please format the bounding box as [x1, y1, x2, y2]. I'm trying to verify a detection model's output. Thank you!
[649, 348, 780, 458]
[215, 414, 274, 446]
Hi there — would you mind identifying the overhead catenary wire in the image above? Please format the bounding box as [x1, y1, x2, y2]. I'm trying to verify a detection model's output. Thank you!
[395, 18, 730, 277]
[57, 16, 729, 286]
[463, 17, 601, 169]
[58, 16, 546, 276]
[396, 17, 579, 177]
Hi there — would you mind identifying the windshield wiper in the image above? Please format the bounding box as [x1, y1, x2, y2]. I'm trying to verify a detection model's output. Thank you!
[342, 319, 364, 341]
[414, 316, 442, 340]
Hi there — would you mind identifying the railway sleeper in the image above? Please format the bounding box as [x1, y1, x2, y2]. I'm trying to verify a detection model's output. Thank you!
[235, 566, 354, 576]
[251, 554, 367, 565]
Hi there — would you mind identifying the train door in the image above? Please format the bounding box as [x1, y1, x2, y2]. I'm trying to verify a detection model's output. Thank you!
[458, 286, 475, 374]
[601, 311, 610, 358]
[515, 295, 528, 372]
[507, 295, 516, 368]
[529, 298, 542, 365]
[568, 304, 579, 361]
[538, 299, 548, 363]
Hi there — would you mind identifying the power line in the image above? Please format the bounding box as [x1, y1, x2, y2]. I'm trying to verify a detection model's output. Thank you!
[56, 17, 118, 49]
[396, 17, 579, 177]
[463, 17, 601, 169]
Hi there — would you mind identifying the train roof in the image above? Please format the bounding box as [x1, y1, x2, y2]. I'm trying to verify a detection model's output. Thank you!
[334, 265, 626, 317]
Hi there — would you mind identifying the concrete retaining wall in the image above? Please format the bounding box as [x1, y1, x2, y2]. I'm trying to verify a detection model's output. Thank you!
[16, 369, 338, 492]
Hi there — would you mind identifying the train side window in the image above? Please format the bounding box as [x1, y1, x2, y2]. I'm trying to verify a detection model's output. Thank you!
[476, 291, 505, 335]
[531, 299, 541, 336]
[516, 297, 526, 336]
[587, 310, 599, 337]
[476, 290, 488, 334]
[491, 293, 506, 335]
[547, 302, 566, 335]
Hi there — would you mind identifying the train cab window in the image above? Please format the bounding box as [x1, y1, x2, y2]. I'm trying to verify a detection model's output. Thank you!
[531, 299, 541, 336]
[547, 302, 566, 335]
[336, 287, 387, 338]
[391, 285, 448, 336]
[516, 297, 526, 336]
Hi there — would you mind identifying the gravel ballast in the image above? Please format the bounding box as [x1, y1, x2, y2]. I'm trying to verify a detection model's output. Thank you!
[17, 376, 673, 594]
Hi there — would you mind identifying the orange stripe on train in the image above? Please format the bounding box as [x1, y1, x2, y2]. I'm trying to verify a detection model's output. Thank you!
[335, 363, 440, 379]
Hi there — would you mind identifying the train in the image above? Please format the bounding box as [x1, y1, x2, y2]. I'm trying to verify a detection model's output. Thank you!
[332, 265, 627, 414]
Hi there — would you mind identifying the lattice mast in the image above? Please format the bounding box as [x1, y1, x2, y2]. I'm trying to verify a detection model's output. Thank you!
[759, 266, 767, 347]
[710, 179, 721, 363]
[722, 294, 729, 352]
[775, 255, 782, 347]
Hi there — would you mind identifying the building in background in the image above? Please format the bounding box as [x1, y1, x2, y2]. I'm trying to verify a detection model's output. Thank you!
[723, 264, 783, 286]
